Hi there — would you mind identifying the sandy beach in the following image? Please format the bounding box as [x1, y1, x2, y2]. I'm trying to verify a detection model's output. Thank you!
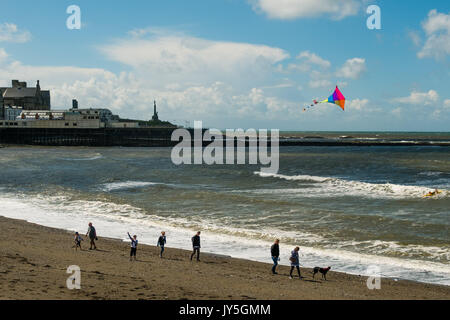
[0, 216, 449, 300]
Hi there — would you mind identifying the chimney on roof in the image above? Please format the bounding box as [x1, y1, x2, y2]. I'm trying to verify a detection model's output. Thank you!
[12, 80, 27, 88]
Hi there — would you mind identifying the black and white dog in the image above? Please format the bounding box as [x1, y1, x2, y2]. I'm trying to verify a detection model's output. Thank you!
[313, 267, 331, 280]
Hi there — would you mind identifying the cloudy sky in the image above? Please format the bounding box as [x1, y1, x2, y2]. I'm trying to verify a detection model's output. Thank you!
[0, 0, 449, 131]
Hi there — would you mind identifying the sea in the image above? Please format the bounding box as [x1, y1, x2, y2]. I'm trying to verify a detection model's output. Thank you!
[0, 132, 449, 286]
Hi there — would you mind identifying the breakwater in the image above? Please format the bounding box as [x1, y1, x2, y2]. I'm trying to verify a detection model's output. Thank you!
[0, 128, 449, 147]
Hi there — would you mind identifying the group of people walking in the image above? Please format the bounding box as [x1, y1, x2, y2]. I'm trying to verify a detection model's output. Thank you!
[74, 223, 202, 262]
[75, 224, 302, 279]
[74, 222, 98, 251]
[271, 239, 303, 279]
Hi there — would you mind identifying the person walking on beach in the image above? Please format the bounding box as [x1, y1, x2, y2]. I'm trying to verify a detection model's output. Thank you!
[289, 247, 302, 279]
[86, 222, 97, 250]
[127, 232, 138, 261]
[74, 232, 83, 251]
[271, 239, 280, 274]
[157, 231, 167, 258]
[190, 231, 201, 261]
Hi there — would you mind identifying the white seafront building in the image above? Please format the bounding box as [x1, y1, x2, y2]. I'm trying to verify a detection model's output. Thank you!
[0, 105, 138, 129]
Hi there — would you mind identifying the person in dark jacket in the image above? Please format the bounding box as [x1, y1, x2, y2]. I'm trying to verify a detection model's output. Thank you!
[271, 239, 280, 274]
[190, 231, 201, 261]
[157, 231, 167, 258]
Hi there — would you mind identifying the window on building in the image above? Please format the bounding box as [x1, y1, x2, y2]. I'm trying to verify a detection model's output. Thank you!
[65, 123, 69, 126]
[73, 123, 77, 126]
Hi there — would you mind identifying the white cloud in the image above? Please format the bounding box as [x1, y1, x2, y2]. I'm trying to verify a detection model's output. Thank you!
[0, 48, 8, 62]
[409, 31, 421, 47]
[417, 10, 450, 60]
[100, 32, 289, 87]
[347, 98, 369, 111]
[261, 82, 294, 89]
[393, 90, 439, 106]
[391, 107, 403, 117]
[296, 51, 331, 68]
[444, 99, 450, 108]
[336, 81, 348, 88]
[430, 99, 450, 119]
[0, 23, 31, 43]
[251, 0, 360, 20]
[337, 58, 366, 79]
[282, 51, 330, 73]
[309, 79, 332, 89]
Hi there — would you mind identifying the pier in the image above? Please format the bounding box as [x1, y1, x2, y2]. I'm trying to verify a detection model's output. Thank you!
[0, 127, 449, 147]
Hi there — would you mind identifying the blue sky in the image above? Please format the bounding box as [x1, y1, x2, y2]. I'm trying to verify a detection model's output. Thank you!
[0, 0, 449, 131]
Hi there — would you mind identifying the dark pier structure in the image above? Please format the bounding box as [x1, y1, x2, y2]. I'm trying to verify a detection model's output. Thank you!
[1, 127, 449, 147]
[0, 127, 179, 147]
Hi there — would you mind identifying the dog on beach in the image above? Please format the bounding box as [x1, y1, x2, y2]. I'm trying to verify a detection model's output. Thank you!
[313, 266, 331, 280]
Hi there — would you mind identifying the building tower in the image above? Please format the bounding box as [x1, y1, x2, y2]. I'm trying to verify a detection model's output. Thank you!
[152, 100, 159, 121]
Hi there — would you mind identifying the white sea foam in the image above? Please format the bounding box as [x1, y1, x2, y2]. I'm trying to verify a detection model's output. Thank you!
[1, 192, 449, 286]
[254, 172, 449, 199]
[100, 181, 159, 192]
[418, 171, 444, 177]
[62, 153, 103, 161]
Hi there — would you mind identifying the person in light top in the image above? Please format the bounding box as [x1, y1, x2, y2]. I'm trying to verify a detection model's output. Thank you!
[289, 247, 302, 279]
[127, 232, 138, 261]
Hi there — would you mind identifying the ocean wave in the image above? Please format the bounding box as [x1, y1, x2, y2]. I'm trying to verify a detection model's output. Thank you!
[418, 171, 444, 177]
[100, 181, 159, 192]
[254, 171, 448, 199]
[62, 153, 103, 161]
[256, 172, 330, 183]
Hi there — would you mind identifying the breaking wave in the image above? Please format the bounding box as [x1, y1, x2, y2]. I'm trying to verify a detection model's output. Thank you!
[62, 153, 103, 161]
[100, 181, 160, 192]
[254, 172, 448, 199]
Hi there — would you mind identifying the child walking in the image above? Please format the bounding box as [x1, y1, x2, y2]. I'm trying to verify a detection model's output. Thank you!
[74, 232, 83, 251]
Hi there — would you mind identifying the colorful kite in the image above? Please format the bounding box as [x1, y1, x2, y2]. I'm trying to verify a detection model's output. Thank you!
[303, 86, 346, 112]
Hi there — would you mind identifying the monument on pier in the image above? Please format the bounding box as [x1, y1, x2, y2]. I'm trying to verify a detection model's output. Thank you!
[152, 100, 159, 121]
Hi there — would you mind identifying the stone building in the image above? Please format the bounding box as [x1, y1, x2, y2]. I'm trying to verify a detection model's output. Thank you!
[0, 80, 51, 112]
